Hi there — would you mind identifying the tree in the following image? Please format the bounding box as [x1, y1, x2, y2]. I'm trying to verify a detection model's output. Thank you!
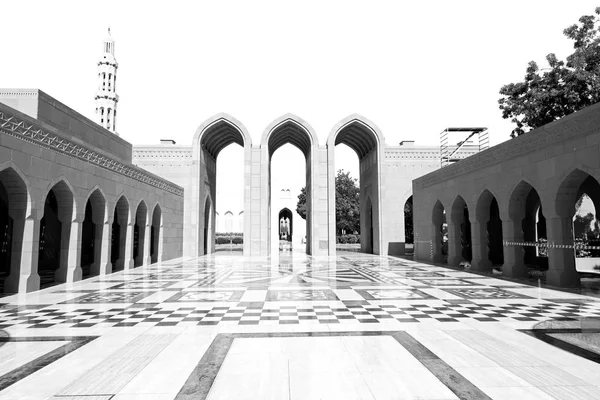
[499, 7, 600, 138]
[295, 170, 360, 234]
[335, 170, 360, 235]
[296, 187, 307, 220]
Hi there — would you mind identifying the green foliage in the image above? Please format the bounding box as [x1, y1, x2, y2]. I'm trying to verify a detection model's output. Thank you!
[335, 170, 360, 235]
[296, 170, 361, 234]
[573, 212, 600, 240]
[296, 187, 307, 220]
[404, 198, 413, 244]
[499, 7, 600, 137]
[337, 234, 360, 244]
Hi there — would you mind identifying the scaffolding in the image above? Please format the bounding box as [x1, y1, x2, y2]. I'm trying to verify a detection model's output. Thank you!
[440, 127, 489, 167]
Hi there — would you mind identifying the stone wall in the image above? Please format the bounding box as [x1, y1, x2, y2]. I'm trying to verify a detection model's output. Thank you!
[0, 100, 184, 293]
[412, 102, 600, 288]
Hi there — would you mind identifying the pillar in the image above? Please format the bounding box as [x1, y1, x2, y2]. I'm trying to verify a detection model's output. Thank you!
[56, 214, 82, 284]
[470, 221, 492, 272]
[447, 220, 462, 266]
[5, 213, 41, 293]
[501, 218, 528, 279]
[143, 221, 151, 266]
[546, 216, 580, 288]
[95, 220, 111, 275]
[123, 222, 134, 270]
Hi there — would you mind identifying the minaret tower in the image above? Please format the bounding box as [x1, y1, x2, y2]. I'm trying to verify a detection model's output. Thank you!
[95, 28, 119, 133]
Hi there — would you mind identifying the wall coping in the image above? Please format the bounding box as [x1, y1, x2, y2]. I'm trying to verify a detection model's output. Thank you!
[0, 102, 184, 197]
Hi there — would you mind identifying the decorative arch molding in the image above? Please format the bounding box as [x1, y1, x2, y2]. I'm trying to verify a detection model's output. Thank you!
[326, 114, 386, 255]
[0, 161, 33, 218]
[327, 114, 385, 158]
[113, 193, 132, 224]
[553, 168, 600, 218]
[261, 114, 318, 157]
[83, 185, 108, 224]
[42, 176, 77, 222]
[192, 113, 252, 161]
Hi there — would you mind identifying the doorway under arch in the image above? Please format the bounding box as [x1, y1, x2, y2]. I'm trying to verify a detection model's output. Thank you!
[193, 115, 252, 257]
[262, 115, 317, 256]
[327, 115, 384, 255]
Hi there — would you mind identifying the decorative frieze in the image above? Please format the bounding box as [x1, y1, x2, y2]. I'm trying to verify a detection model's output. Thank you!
[0, 108, 184, 197]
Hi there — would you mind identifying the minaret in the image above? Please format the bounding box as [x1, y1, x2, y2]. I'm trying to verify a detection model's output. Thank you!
[95, 28, 119, 133]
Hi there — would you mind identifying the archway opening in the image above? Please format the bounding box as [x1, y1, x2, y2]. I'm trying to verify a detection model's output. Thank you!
[0, 182, 12, 292]
[151, 204, 161, 264]
[558, 173, 600, 275]
[203, 197, 212, 256]
[81, 201, 95, 277]
[508, 181, 547, 276]
[0, 167, 29, 294]
[197, 118, 248, 256]
[267, 119, 313, 256]
[330, 119, 380, 255]
[81, 189, 106, 279]
[134, 201, 147, 267]
[278, 207, 293, 252]
[449, 196, 472, 266]
[111, 196, 129, 270]
[39, 181, 73, 289]
[432, 201, 447, 264]
[404, 196, 413, 255]
[475, 190, 504, 270]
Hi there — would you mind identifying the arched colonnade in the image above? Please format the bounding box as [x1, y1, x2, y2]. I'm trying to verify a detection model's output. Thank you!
[0, 161, 164, 294]
[423, 169, 600, 288]
[188, 113, 386, 257]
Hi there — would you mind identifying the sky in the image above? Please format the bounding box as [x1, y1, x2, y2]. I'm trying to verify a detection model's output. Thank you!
[2, 0, 599, 215]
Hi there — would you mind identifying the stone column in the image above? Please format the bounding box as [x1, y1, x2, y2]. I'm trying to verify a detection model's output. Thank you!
[157, 224, 164, 263]
[55, 213, 82, 283]
[143, 221, 151, 266]
[95, 221, 111, 275]
[546, 216, 580, 288]
[5, 213, 41, 293]
[501, 218, 528, 279]
[470, 221, 492, 272]
[447, 220, 462, 266]
[123, 222, 134, 270]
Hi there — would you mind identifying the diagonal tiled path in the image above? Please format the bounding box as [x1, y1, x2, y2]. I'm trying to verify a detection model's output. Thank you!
[0, 252, 598, 399]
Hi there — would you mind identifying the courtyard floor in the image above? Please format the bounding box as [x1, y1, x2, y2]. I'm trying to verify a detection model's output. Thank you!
[0, 253, 598, 399]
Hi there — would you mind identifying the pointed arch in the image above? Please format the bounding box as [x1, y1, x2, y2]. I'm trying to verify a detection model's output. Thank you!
[193, 113, 252, 159]
[133, 200, 148, 267]
[327, 114, 385, 159]
[554, 168, 600, 218]
[0, 163, 33, 293]
[111, 194, 130, 270]
[327, 115, 385, 255]
[261, 114, 318, 158]
[151, 203, 162, 264]
[0, 161, 32, 218]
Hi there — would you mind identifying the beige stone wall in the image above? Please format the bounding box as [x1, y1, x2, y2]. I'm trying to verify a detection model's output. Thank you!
[0, 101, 184, 293]
[412, 102, 600, 288]
[0, 89, 132, 164]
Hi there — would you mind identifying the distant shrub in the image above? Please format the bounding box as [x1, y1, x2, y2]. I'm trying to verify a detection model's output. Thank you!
[216, 236, 230, 244]
[337, 234, 360, 244]
[232, 236, 243, 245]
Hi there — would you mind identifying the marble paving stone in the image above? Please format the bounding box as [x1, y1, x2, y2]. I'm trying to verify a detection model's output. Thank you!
[0, 252, 599, 398]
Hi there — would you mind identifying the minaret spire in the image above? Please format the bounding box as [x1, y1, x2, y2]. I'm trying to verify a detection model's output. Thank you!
[95, 28, 119, 133]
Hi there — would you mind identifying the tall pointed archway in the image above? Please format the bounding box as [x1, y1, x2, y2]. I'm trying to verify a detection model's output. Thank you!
[261, 115, 318, 256]
[191, 114, 252, 257]
[327, 115, 384, 255]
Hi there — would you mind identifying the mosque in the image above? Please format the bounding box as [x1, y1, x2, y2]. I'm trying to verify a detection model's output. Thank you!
[1, 27, 600, 399]
[0, 30, 596, 296]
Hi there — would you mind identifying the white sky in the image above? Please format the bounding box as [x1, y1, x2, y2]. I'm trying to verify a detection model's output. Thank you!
[2, 1, 599, 213]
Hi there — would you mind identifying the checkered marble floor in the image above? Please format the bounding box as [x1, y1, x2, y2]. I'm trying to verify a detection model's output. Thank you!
[0, 252, 599, 399]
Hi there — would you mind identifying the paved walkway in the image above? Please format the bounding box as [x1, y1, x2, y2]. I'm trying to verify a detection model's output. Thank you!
[0, 252, 599, 399]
